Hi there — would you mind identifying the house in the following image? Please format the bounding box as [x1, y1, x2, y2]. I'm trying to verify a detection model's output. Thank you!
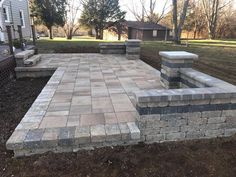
[103, 21, 172, 41]
[126, 21, 172, 41]
[0, 0, 31, 42]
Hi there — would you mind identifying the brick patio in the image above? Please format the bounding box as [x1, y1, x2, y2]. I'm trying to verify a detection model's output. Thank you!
[7, 53, 164, 156]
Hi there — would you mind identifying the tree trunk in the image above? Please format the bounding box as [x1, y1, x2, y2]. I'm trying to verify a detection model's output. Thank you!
[118, 33, 121, 40]
[67, 28, 73, 40]
[95, 28, 99, 39]
[100, 29, 103, 40]
[172, 0, 178, 43]
[172, 0, 189, 44]
[49, 26, 53, 39]
[193, 29, 197, 39]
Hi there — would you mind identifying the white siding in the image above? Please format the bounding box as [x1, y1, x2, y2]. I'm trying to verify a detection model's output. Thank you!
[0, 0, 31, 41]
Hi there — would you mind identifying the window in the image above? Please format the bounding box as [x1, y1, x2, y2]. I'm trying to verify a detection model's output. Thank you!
[19, 10, 25, 28]
[3, 6, 10, 22]
[153, 30, 157, 37]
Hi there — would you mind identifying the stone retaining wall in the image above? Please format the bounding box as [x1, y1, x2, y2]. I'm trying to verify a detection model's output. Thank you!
[134, 51, 236, 143]
[99, 40, 141, 60]
[99, 43, 126, 54]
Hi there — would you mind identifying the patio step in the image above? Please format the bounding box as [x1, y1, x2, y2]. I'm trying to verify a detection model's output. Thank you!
[15, 50, 35, 60]
[6, 122, 141, 157]
[24, 54, 41, 67]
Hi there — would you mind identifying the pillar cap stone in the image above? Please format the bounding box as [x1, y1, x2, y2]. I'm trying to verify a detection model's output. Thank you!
[126, 39, 142, 42]
[159, 51, 198, 60]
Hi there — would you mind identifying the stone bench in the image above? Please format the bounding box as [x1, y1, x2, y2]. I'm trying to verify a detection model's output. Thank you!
[99, 40, 142, 60]
[99, 43, 126, 54]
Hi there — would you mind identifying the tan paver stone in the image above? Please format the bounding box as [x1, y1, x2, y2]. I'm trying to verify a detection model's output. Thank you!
[105, 124, 121, 142]
[51, 94, 73, 103]
[45, 111, 69, 116]
[80, 113, 105, 126]
[91, 124, 106, 142]
[41, 128, 60, 147]
[104, 113, 118, 124]
[39, 116, 68, 128]
[70, 105, 92, 115]
[92, 97, 114, 113]
[71, 96, 91, 105]
[118, 123, 130, 141]
[74, 126, 90, 144]
[67, 115, 80, 127]
[15, 122, 39, 130]
[113, 103, 136, 112]
[48, 102, 71, 112]
[116, 111, 136, 123]
[6, 129, 29, 150]
[110, 94, 130, 103]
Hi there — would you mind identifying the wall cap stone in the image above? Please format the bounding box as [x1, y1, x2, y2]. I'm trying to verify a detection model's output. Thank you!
[159, 51, 198, 60]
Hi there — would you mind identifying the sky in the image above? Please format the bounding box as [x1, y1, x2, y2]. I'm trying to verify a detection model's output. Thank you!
[119, 0, 172, 20]
[119, 0, 236, 21]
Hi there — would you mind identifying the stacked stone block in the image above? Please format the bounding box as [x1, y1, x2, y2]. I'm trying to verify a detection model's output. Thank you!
[133, 51, 236, 143]
[6, 123, 140, 157]
[159, 51, 198, 89]
[15, 50, 35, 67]
[99, 43, 126, 54]
[15, 50, 42, 67]
[125, 39, 141, 60]
[134, 88, 236, 143]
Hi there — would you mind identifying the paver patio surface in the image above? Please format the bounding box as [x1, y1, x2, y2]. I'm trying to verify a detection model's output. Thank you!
[7, 54, 164, 156]
[25, 53, 163, 126]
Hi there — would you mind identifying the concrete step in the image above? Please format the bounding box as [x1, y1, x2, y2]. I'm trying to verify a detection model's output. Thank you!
[24, 54, 41, 67]
[6, 122, 140, 157]
[15, 50, 35, 60]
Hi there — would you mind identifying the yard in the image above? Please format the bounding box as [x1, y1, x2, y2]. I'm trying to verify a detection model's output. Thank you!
[1, 39, 236, 177]
[36, 38, 236, 85]
[1, 78, 236, 177]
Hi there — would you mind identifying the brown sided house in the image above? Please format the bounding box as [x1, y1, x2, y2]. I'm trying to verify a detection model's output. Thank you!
[127, 21, 171, 41]
[103, 21, 172, 41]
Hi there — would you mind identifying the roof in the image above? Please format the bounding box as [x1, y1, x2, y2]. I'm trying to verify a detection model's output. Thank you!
[126, 21, 170, 30]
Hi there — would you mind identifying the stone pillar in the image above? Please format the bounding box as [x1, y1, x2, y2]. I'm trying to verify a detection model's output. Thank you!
[159, 51, 198, 89]
[125, 39, 141, 60]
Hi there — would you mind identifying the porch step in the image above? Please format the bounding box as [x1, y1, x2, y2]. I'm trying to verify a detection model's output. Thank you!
[15, 50, 35, 60]
[6, 122, 140, 157]
[24, 54, 41, 67]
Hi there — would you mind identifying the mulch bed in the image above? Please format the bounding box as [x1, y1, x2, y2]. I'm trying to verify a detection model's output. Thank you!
[1, 78, 236, 177]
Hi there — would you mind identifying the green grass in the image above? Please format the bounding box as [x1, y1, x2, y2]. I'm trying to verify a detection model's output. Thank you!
[141, 40, 236, 85]
[183, 39, 236, 48]
[36, 37, 123, 53]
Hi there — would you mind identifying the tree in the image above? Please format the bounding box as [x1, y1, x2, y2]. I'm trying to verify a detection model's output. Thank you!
[64, 0, 81, 39]
[107, 19, 126, 40]
[172, 0, 190, 44]
[32, 0, 67, 39]
[183, 0, 207, 39]
[201, 0, 232, 39]
[80, 0, 126, 39]
[215, 2, 236, 38]
[129, 0, 169, 23]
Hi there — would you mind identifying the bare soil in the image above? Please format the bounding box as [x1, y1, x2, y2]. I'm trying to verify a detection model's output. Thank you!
[1, 78, 236, 177]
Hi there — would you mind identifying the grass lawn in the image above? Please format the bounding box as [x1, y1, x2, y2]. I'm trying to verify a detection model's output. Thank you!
[36, 38, 236, 85]
[185, 39, 236, 48]
[141, 40, 236, 85]
[36, 37, 122, 53]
